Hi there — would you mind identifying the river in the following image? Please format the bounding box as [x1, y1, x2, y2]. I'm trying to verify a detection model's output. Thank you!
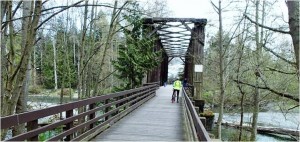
[213, 112, 300, 141]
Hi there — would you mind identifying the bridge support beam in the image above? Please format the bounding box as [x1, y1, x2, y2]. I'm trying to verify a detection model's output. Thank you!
[146, 27, 164, 85]
[184, 47, 193, 85]
[160, 52, 168, 86]
[184, 22, 205, 113]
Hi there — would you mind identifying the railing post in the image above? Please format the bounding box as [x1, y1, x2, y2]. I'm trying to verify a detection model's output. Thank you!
[65, 109, 74, 141]
[191, 86, 194, 97]
[200, 117, 206, 128]
[27, 119, 38, 141]
[89, 103, 96, 129]
[105, 99, 109, 121]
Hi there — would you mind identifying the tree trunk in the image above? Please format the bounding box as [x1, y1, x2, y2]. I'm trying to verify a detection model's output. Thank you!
[13, 59, 31, 136]
[1, 2, 7, 22]
[98, 0, 118, 79]
[78, 0, 88, 99]
[64, 1, 72, 98]
[0, 1, 7, 114]
[1, 1, 42, 140]
[5, 0, 41, 114]
[53, 39, 58, 90]
[32, 45, 36, 86]
[216, 0, 225, 139]
[237, 16, 249, 141]
[286, 1, 299, 71]
[250, 0, 261, 140]
[237, 35, 244, 142]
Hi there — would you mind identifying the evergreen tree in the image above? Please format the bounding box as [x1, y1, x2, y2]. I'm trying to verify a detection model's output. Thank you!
[113, 3, 161, 91]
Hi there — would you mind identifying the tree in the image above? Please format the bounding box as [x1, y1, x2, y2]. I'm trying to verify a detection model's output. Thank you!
[1, 0, 43, 138]
[244, 1, 299, 72]
[113, 3, 160, 90]
[250, 0, 261, 140]
[216, 0, 225, 139]
[286, 1, 299, 71]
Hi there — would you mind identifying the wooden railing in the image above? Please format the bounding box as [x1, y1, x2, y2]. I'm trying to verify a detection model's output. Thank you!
[182, 86, 211, 141]
[184, 83, 194, 97]
[1, 84, 159, 141]
[142, 81, 160, 86]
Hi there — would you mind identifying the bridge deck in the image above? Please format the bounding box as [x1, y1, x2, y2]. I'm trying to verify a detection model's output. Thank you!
[91, 85, 184, 141]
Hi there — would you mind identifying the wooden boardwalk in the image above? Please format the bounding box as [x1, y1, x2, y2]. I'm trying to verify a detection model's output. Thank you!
[91, 85, 184, 141]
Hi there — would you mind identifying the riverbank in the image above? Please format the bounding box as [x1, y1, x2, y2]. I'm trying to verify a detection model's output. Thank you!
[211, 112, 300, 141]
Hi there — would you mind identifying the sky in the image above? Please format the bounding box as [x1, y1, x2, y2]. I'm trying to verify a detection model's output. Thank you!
[166, 0, 212, 18]
[161, 0, 290, 78]
[165, 0, 213, 78]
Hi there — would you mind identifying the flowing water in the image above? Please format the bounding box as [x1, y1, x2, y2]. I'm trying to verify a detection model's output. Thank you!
[213, 112, 300, 141]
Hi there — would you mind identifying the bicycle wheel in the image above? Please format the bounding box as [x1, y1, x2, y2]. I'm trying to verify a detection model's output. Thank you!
[171, 93, 175, 103]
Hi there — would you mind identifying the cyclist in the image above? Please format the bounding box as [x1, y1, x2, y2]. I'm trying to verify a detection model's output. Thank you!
[172, 77, 182, 103]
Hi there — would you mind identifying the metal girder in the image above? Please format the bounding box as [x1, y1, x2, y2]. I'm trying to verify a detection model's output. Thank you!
[143, 18, 207, 58]
[143, 18, 207, 24]
[182, 22, 192, 32]
[147, 22, 166, 38]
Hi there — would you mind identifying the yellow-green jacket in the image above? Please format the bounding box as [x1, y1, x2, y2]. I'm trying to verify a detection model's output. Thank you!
[173, 80, 182, 90]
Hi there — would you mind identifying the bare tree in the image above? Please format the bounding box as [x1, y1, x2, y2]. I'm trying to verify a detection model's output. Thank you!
[244, 1, 299, 72]
[250, 0, 261, 140]
[210, 0, 225, 139]
[286, 1, 299, 71]
[1, 0, 43, 139]
[53, 39, 58, 90]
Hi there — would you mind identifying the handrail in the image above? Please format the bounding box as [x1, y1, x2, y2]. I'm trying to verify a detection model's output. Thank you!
[142, 82, 160, 86]
[184, 83, 194, 97]
[182, 87, 211, 141]
[1, 84, 159, 141]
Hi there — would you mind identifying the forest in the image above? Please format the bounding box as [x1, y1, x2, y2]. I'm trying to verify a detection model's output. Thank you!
[0, 0, 299, 141]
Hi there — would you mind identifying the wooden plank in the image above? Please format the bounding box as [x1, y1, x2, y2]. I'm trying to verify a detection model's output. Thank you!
[91, 86, 185, 141]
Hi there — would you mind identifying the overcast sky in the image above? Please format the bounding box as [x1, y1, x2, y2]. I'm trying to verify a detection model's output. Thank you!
[165, 0, 213, 78]
[166, 0, 212, 18]
[162, 0, 290, 78]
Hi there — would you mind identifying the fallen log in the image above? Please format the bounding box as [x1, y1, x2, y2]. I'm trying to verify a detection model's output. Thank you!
[220, 121, 299, 139]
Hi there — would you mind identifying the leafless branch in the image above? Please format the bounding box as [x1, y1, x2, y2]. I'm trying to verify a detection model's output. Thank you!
[98, 70, 117, 83]
[266, 66, 297, 75]
[1, 1, 22, 30]
[233, 79, 299, 102]
[288, 105, 299, 111]
[262, 44, 296, 66]
[42, 0, 50, 5]
[36, 0, 85, 29]
[244, 14, 290, 34]
[210, 1, 219, 14]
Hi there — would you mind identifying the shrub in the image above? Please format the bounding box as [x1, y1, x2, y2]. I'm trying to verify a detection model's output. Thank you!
[57, 88, 72, 96]
[200, 110, 215, 117]
[29, 85, 42, 94]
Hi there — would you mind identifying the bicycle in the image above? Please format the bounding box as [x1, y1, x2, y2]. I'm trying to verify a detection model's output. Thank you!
[171, 91, 176, 103]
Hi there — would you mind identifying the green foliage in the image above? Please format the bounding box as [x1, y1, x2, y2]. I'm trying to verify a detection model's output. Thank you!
[38, 126, 63, 141]
[202, 91, 214, 104]
[37, 29, 77, 89]
[57, 88, 73, 96]
[205, 30, 298, 112]
[113, 2, 161, 91]
[28, 85, 43, 94]
[200, 109, 215, 116]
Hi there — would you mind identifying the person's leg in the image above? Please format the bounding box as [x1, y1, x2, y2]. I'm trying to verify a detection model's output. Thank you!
[176, 90, 179, 103]
[172, 89, 175, 100]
